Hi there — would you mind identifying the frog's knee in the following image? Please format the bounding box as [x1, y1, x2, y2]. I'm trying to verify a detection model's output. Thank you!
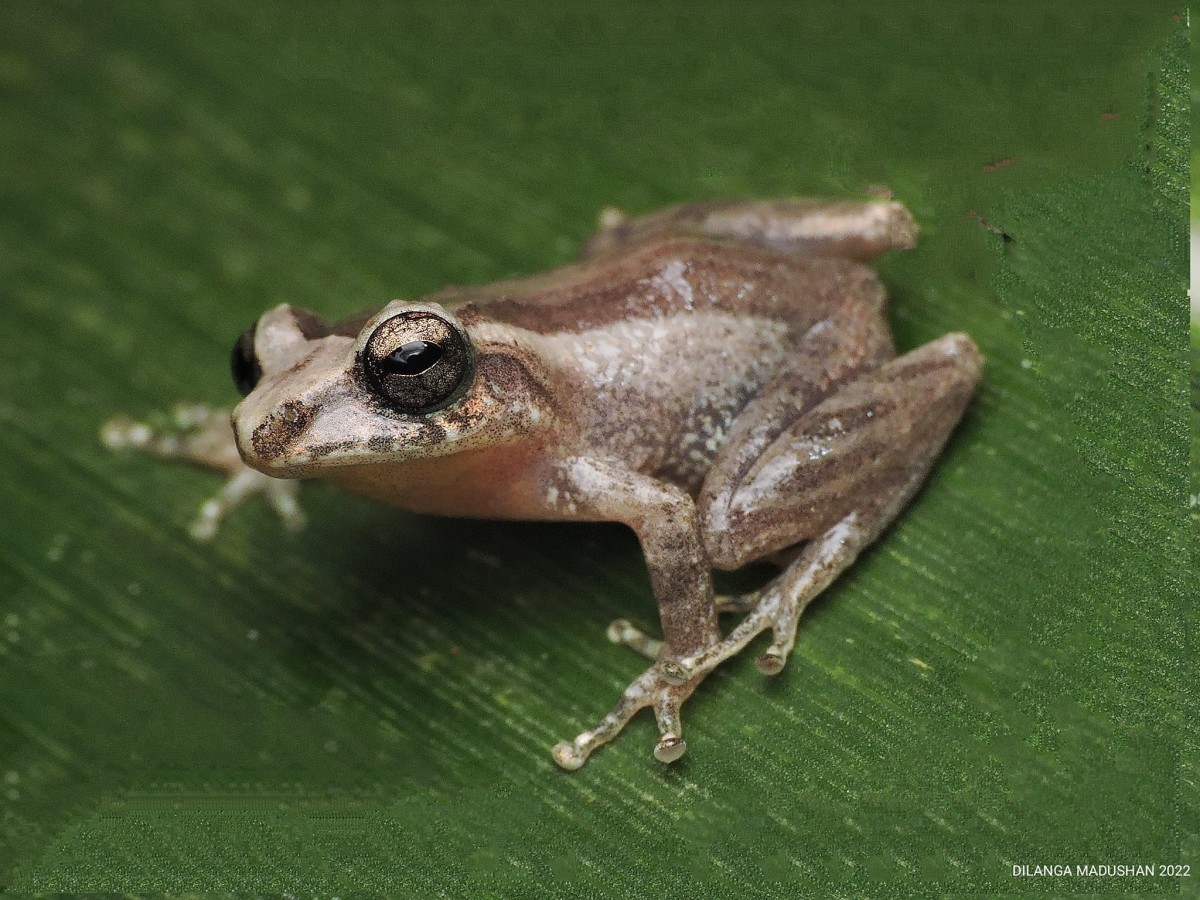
[699, 482, 759, 569]
[701, 514, 755, 571]
[703, 493, 826, 573]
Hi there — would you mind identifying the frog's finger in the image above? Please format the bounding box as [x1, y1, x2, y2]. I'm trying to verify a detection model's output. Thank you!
[264, 479, 307, 533]
[551, 664, 703, 769]
[714, 592, 758, 615]
[605, 618, 663, 660]
[187, 470, 305, 542]
[652, 687, 688, 764]
[102, 415, 184, 457]
[189, 469, 266, 541]
[102, 405, 243, 470]
[551, 666, 661, 770]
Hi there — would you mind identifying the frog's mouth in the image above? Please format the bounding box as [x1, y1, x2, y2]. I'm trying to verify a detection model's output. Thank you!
[231, 391, 466, 476]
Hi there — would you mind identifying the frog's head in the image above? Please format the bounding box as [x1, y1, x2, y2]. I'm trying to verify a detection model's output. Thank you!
[230, 301, 552, 477]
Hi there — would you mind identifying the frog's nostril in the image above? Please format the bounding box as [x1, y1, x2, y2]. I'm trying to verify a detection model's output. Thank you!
[250, 401, 312, 461]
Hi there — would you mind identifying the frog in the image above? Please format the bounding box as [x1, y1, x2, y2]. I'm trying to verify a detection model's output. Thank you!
[102, 198, 983, 770]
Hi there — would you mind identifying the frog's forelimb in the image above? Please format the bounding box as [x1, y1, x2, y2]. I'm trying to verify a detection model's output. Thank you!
[101, 404, 305, 540]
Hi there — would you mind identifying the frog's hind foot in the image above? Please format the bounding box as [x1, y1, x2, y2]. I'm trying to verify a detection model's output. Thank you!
[552, 663, 699, 770]
[102, 404, 306, 541]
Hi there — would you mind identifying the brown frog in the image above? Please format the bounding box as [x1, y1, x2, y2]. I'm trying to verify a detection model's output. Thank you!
[103, 199, 983, 769]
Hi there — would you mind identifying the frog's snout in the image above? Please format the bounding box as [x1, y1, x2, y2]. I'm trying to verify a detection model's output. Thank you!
[238, 400, 313, 466]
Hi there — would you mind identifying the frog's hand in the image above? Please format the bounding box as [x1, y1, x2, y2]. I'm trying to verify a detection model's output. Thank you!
[605, 589, 759, 660]
[581, 198, 918, 262]
[558, 592, 769, 771]
[553, 662, 696, 770]
[101, 404, 306, 541]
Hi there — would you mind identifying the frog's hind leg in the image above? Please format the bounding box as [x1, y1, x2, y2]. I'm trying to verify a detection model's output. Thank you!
[581, 198, 917, 262]
[682, 332, 983, 682]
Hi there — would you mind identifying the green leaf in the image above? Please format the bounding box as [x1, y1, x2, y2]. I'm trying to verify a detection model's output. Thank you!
[0, 3, 1190, 895]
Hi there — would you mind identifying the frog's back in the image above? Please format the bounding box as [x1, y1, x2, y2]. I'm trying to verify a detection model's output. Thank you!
[442, 235, 885, 336]
[435, 236, 891, 491]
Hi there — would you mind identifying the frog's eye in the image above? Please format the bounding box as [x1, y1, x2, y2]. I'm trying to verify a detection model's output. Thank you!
[231, 324, 262, 396]
[361, 310, 473, 414]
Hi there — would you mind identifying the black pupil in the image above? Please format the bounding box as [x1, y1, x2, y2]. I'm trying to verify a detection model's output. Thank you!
[382, 340, 443, 375]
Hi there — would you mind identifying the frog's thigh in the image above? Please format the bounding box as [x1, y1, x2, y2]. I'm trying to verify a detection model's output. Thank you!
[699, 299, 893, 536]
[700, 332, 983, 572]
[673, 333, 981, 680]
[582, 199, 917, 262]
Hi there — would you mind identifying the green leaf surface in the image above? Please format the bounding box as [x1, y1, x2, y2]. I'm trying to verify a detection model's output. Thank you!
[0, 4, 1191, 895]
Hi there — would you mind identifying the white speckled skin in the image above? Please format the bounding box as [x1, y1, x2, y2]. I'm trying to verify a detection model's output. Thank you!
[104, 199, 983, 770]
